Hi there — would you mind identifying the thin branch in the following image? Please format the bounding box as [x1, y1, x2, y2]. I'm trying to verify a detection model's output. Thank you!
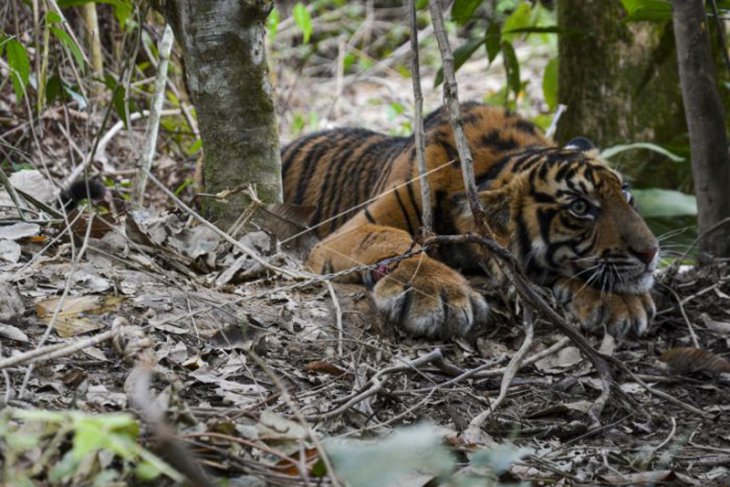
[309, 348, 444, 420]
[134, 24, 175, 206]
[409, 0, 432, 236]
[466, 309, 535, 435]
[428, 1, 489, 235]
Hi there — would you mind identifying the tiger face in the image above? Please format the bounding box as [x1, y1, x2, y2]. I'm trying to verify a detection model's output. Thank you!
[461, 145, 659, 297]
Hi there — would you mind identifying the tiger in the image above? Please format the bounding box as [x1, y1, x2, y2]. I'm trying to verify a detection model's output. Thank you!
[281, 102, 660, 339]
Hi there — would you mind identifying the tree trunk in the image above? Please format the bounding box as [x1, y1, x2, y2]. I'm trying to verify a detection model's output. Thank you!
[672, 0, 730, 259]
[555, 0, 686, 154]
[157, 0, 282, 225]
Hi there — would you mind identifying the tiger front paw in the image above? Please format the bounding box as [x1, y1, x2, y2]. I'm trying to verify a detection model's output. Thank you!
[554, 280, 656, 337]
[370, 257, 488, 339]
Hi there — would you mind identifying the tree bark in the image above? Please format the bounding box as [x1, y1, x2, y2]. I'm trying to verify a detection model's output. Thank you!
[157, 0, 282, 225]
[556, 0, 686, 152]
[672, 0, 730, 258]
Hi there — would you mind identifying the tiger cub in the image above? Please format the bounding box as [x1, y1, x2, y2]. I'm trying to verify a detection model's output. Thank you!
[281, 102, 659, 339]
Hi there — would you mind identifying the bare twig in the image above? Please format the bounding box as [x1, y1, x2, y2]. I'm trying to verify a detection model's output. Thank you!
[409, 0, 432, 235]
[0, 325, 120, 370]
[546, 104, 567, 139]
[466, 309, 535, 436]
[133, 24, 175, 206]
[310, 348, 444, 420]
[428, 0, 489, 234]
[612, 361, 714, 419]
[248, 351, 342, 487]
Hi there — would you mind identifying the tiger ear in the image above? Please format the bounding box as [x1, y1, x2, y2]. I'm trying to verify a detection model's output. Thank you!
[478, 185, 514, 239]
[451, 185, 515, 240]
[564, 137, 599, 156]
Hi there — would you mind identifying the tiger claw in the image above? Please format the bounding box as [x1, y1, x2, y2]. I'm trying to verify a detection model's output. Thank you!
[371, 257, 488, 339]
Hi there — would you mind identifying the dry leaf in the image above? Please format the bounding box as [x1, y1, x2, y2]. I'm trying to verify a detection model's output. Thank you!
[303, 360, 347, 376]
[36, 295, 123, 337]
[701, 313, 730, 334]
[0, 222, 40, 240]
[659, 347, 730, 375]
[0, 323, 29, 342]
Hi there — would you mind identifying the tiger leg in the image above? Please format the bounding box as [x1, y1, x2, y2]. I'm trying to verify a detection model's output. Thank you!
[306, 218, 488, 339]
[553, 278, 656, 337]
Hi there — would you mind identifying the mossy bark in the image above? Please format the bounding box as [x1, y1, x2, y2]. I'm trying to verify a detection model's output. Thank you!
[555, 1, 686, 166]
[158, 0, 282, 225]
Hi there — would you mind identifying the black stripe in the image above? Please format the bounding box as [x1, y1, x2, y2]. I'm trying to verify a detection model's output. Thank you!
[328, 137, 384, 229]
[281, 133, 321, 175]
[293, 136, 332, 204]
[397, 286, 413, 325]
[532, 191, 555, 203]
[394, 189, 415, 235]
[364, 207, 375, 223]
[481, 129, 518, 152]
[514, 119, 538, 135]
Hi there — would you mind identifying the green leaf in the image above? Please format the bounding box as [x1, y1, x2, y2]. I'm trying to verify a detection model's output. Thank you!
[135, 461, 163, 481]
[72, 422, 106, 460]
[632, 189, 697, 218]
[293, 3, 313, 44]
[105, 74, 129, 126]
[501, 40, 521, 99]
[267, 7, 280, 43]
[434, 37, 485, 87]
[600, 142, 684, 162]
[620, 0, 672, 22]
[46, 11, 62, 24]
[501, 1, 532, 42]
[56, 0, 133, 27]
[451, 0, 483, 25]
[50, 27, 85, 70]
[485, 22, 501, 64]
[6, 39, 31, 100]
[542, 57, 558, 111]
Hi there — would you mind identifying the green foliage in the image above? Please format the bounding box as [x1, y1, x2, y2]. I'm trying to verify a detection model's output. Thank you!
[56, 0, 134, 28]
[267, 7, 280, 43]
[5, 38, 31, 100]
[542, 57, 558, 110]
[620, 0, 672, 22]
[1, 409, 182, 484]
[452, 0, 483, 25]
[293, 2, 313, 44]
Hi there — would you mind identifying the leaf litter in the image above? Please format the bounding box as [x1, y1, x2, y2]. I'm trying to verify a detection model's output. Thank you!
[1, 57, 729, 487]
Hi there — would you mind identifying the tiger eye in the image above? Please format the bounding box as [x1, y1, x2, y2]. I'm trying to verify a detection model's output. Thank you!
[570, 199, 589, 216]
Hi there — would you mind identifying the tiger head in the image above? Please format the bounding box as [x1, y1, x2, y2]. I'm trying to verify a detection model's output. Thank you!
[456, 139, 660, 295]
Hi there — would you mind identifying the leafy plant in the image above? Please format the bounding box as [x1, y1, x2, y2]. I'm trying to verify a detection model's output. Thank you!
[0, 409, 182, 485]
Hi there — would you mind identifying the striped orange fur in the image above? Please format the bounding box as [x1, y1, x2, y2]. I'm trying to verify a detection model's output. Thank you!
[281, 103, 659, 339]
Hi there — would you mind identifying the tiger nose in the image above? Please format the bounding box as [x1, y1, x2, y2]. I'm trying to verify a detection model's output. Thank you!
[631, 245, 659, 265]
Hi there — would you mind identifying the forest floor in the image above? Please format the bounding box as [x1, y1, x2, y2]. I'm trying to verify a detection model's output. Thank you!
[2, 28, 730, 487]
